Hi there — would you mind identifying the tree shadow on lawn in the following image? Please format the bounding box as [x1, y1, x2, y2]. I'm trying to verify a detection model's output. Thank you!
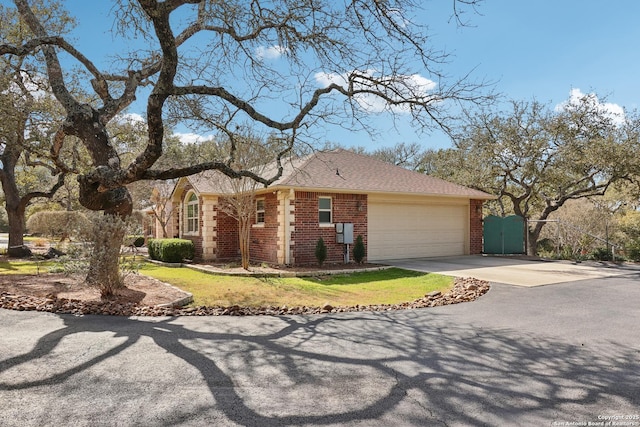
[296, 268, 438, 285]
[0, 261, 21, 272]
[0, 309, 638, 426]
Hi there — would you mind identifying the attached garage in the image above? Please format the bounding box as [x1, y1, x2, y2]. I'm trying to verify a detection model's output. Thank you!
[368, 196, 469, 261]
[169, 149, 493, 265]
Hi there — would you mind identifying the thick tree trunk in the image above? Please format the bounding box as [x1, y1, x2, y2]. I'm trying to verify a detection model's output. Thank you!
[79, 177, 133, 297]
[85, 213, 127, 297]
[6, 205, 30, 258]
[2, 170, 30, 257]
[527, 229, 540, 256]
[239, 218, 251, 270]
[1, 165, 65, 258]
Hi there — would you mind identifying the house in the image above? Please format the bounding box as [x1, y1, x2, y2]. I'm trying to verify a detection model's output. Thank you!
[162, 149, 494, 265]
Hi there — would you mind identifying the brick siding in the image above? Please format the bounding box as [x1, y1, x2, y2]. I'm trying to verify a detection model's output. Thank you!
[292, 192, 367, 265]
[249, 192, 279, 263]
[215, 207, 240, 261]
[177, 185, 479, 263]
[470, 199, 483, 254]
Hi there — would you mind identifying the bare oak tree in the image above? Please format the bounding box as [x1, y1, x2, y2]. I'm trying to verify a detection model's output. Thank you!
[452, 97, 640, 255]
[368, 142, 425, 171]
[148, 182, 175, 239]
[0, 4, 67, 256]
[1, 0, 490, 294]
[217, 176, 261, 270]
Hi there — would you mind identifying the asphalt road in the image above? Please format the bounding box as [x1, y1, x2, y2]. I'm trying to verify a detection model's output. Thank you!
[1, 273, 639, 426]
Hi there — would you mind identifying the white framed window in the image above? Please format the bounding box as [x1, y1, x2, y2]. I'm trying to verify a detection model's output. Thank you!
[256, 198, 265, 224]
[318, 196, 332, 224]
[185, 192, 199, 234]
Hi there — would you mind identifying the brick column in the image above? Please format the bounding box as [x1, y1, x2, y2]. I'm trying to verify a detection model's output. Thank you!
[469, 199, 484, 254]
[276, 189, 295, 264]
[201, 196, 218, 261]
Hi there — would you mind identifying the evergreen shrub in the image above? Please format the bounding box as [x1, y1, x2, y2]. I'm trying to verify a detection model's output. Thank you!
[315, 237, 327, 266]
[148, 238, 194, 263]
[353, 235, 365, 264]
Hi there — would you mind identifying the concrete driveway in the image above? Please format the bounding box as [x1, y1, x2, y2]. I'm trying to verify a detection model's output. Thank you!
[387, 255, 639, 286]
[1, 273, 640, 426]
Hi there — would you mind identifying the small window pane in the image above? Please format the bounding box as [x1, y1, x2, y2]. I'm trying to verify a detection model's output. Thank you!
[256, 199, 265, 224]
[318, 198, 331, 210]
[318, 197, 332, 223]
[319, 211, 331, 223]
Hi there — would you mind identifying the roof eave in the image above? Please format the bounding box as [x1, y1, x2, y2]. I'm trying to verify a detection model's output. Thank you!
[262, 185, 497, 200]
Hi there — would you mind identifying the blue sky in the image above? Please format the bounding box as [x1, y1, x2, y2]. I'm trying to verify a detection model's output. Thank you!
[13, 0, 640, 150]
[368, 0, 640, 149]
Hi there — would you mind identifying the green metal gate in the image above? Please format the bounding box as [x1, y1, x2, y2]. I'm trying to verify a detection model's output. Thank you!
[483, 215, 525, 255]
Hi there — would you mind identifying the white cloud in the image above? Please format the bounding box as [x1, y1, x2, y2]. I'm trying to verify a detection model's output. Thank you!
[122, 112, 145, 123]
[1, 72, 50, 101]
[387, 8, 411, 29]
[174, 132, 211, 144]
[556, 88, 625, 125]
[113, 112, 146, 125]
[314, 70, 437, 113]
[255, 45, 288, 60]
[314, 71, 348, 88]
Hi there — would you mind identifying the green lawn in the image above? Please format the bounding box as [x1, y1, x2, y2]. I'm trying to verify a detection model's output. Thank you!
[0, 260, 55, 275]
[139, 263, 453, 307]
[0, 259, 454, 307]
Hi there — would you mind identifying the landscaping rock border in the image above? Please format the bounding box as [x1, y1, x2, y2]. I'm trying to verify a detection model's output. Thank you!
[0, 277, 489, 317]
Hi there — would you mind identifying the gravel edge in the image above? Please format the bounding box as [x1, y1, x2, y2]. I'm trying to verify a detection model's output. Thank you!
[0, 277, 489, 317]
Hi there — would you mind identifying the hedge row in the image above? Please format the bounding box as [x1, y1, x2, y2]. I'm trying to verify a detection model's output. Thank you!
[26, 211, 90, 239]
[147, 238, 195, 263]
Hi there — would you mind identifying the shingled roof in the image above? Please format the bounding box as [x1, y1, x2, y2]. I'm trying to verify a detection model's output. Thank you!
[184, 149, 494, 199]
[271, 149, 493, 199]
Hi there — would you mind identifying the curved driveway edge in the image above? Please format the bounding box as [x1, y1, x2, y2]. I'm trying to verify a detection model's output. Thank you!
[386, 255, 640, 286]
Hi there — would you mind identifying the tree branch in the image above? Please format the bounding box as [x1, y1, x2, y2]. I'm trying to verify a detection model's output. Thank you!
[18, 172, 66, 211]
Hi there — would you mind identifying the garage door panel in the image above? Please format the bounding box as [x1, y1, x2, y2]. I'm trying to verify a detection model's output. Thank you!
[368, 202, 467, 261]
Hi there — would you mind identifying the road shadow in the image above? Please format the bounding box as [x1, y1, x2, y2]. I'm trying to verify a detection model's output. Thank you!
[1, 309, 638, 426]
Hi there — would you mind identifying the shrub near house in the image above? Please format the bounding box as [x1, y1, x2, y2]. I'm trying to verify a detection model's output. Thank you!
[148, 239, 195, 263]
[315, 237, 327, 266]
[353, 235, 365, 264]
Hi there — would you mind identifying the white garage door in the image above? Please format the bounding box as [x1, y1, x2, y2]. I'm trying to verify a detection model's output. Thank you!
[368, 201, 467, 261]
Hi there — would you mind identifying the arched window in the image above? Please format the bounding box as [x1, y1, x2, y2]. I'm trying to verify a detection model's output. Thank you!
[185, 192, 199, 234]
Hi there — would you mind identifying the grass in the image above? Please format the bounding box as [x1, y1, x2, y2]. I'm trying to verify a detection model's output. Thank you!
[0, 258, 454, 307]
[0, 260, 55, 275]
[139, 263, 453, 307]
